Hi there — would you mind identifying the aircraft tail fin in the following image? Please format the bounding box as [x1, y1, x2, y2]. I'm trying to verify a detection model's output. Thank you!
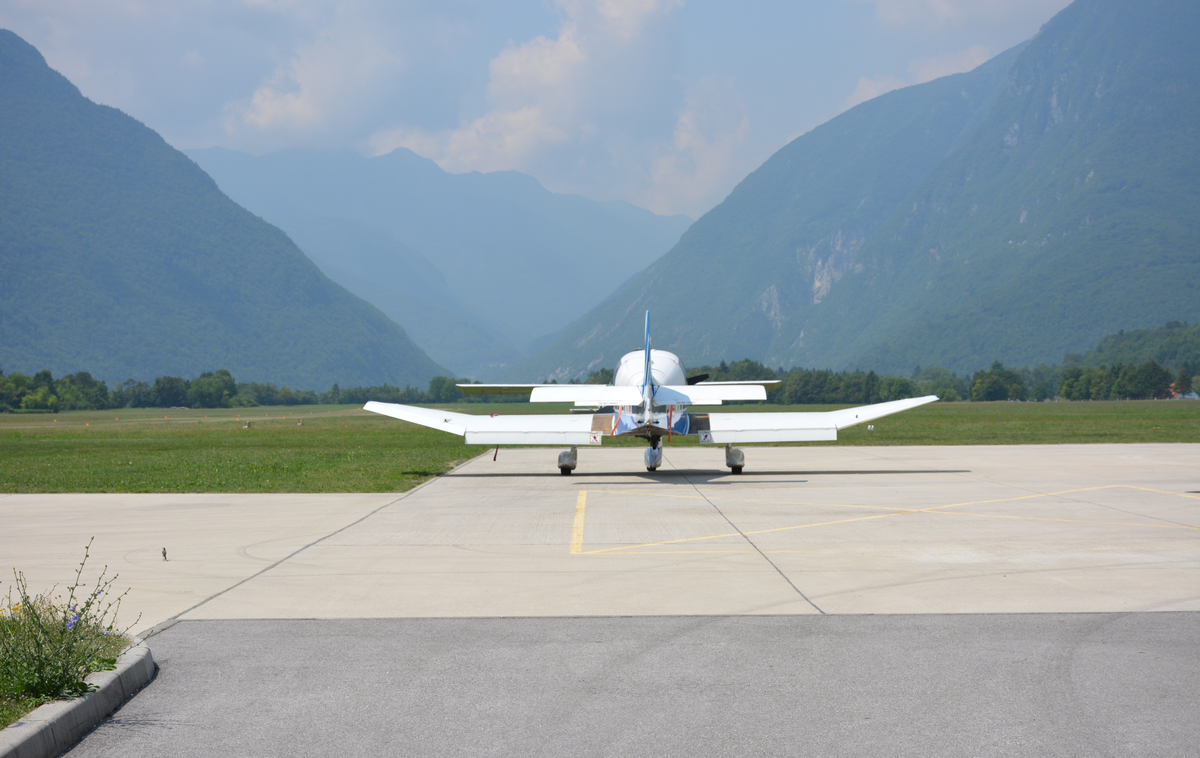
[643, 311, 652, 388]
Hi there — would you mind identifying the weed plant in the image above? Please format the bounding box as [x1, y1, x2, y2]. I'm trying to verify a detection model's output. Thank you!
[0, 540, 135, 728]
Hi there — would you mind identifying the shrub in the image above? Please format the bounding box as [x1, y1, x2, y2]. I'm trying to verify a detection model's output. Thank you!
[1, 540, 136, 704]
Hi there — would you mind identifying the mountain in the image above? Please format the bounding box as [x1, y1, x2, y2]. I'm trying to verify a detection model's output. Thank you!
[0, 30, 445, 389]
[277, 215, 521, 375]
[186, 147, 694, 376]
[521, 0, 1199, 380]
[799, 0, 1200, 374]
[513, 42, 1024, 379]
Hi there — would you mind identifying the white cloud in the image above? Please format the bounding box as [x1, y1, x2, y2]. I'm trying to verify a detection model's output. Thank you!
[369, 0, 741, 217]
[643, 76, 749, 215]
[907, 43, 991, 83]
[224, 12, 404, 141]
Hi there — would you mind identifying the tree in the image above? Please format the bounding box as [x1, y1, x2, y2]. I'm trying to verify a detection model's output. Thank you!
[1132, 361, 1173, 399]
[112, 379, 154, 407]
[153, 376, 188, 407]
[970, 362, 1026, 401]
[970, 373, 1009, 402]
[1058, 367, 1085, 400]
[877, 377, 918, 402]
[56, 372, 110, 410]
[427, 376, 461, 404]
[20, 386, 58, 412]
[187, 369, 236, 408]
[1176, 367, 1192, 397]
[586, 368, 615, 385]
[912, 367, 968, 402]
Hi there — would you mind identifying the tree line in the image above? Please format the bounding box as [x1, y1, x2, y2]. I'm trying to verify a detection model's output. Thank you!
[1, 358, 1195, 413]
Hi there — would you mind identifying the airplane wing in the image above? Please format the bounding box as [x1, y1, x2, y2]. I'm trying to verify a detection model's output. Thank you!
[364, 401, 602, 445]
[702, 395, 938, 443]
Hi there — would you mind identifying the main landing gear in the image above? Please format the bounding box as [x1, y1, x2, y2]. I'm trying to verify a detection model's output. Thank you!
[725, 443, 744, 474]
[558, 445, 578, 475]
[645, 437, 663, 472]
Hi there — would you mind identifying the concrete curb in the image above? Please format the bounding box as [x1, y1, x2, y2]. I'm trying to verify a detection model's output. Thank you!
[0, 643, 156, 758]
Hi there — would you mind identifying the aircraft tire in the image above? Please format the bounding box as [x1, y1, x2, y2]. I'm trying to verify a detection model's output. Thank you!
[731, 466, 743, 474]
[646, 466, 657, 472]
[560, 467, 572, 475]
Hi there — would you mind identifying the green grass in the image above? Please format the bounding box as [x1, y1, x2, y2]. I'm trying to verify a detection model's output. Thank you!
[0, 401, 1196, 492]
[0, 405, 490, 493]
[0, 693, 48, 729]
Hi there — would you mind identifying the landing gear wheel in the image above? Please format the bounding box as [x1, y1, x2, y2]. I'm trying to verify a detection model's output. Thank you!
[646, 466, 658, 472]
[731, 466, 743, 474]
[560, 467, 572, 475]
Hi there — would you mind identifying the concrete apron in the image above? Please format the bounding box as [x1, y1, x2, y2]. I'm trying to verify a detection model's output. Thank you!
[0, 443, 1195, 631]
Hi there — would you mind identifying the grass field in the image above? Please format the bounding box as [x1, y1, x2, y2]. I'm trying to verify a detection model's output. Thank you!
[0, 400, 1196, 493]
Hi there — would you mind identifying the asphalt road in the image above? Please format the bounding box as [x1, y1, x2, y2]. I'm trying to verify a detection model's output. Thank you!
[69, 613, 1198, 758]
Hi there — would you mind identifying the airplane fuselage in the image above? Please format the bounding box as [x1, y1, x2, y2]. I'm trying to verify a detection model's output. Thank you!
[611, 348, 691, 442]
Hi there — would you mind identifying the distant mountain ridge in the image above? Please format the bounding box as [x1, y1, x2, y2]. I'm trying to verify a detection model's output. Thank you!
[519, 0, 1199, 380]
[0, 30, 444, 389]
[187, 147, 693, 377]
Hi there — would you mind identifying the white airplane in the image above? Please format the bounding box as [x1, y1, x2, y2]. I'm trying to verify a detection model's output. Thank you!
[365, 312, 937, 474]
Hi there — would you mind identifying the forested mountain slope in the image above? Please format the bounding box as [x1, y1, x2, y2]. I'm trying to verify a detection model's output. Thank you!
[514, 42, 1025, 379]
[0, 30, 444, 389]
[799, 0, 1200, 373]
[1065, 321, 1200, 372]
[188, 147, 693, 375]
[522, 0, 1199, 380]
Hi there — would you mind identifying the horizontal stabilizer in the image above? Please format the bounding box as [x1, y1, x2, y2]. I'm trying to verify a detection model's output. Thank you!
[529, 385, 644, 406]
[654, 384, 767, 406]
[364, 401, 601, 445]
[695, 380, 781, 388]
[702, 395, 938, 443]
[456, 384, 547, 395]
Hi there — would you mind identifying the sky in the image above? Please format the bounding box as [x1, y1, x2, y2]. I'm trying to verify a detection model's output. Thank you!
[1, 0, 1072, 218]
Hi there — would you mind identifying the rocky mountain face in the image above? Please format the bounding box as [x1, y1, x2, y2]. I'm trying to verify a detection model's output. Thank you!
[520, 0, 1198, 379]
